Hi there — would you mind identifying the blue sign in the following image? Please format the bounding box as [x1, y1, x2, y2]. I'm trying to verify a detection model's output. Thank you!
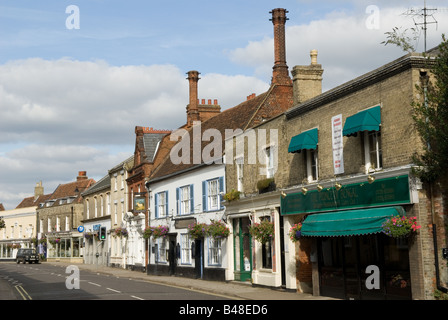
[77, 226, 84, 233]
[93, 224, 101, 231]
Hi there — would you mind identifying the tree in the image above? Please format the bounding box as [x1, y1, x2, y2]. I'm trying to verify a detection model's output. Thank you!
[411, 35, 448, 183]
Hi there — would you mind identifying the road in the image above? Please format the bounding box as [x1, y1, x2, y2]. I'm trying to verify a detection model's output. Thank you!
[0, 262, 232, 300]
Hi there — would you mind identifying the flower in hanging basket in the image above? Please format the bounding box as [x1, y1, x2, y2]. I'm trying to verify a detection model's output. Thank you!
[143, 226, 154, 239]
[151, 225, 169, 239]
[39, 237, 47, 245]
[0, 218, 5, 229]
[249, 220, 274, 244]
[382, 215, 421, 238]
[49, 238, 61, 246]
[207, 220, 230, 239]
[188, 222, 209, 239]
[114, 227, 128, 238]
[288, 223, 302, 242]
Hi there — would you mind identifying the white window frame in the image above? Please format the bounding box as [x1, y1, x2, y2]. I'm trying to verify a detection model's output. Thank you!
[235, 156, 244, 192]
[156, 191, 168, 218]
[207, 179, 219, 211]
[306, 149, 319, 182]
[155, 238, 167, 263]
[265, 146, 275, 178]
[181, 233, 192, 265]
[364, 130, 382, 172]
[208, 237, 222, 266]
[180, 186, 191, 215]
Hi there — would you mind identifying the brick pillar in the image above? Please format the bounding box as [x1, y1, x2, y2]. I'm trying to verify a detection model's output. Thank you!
[270, 8, 291, 86]
[186, 70, 200, 126]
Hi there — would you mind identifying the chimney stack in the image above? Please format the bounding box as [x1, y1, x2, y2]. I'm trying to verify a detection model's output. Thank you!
[186, 70, 220, 125]
[77, 171, 88, 181]
[292, 49, 324, 105]
[186, 71, 201, 127]
[270, 8, 292, 86]
[34, 181, 44, 200]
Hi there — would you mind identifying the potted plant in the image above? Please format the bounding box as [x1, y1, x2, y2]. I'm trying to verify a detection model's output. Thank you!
[188, 222, 209, 239]
[223, 189, 241, 202]
[207, 220, 230, 239]
[382, 215, 421, 238]
[288, 223, 302, 242]
[249, 219, 274, 244]
[256, 178, 275, 193]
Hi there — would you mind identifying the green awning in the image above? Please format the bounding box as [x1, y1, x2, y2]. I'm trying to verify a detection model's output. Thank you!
[288, 128, 318, 153]
[343, 105, 381, 137]
[301, 206, 405, 237]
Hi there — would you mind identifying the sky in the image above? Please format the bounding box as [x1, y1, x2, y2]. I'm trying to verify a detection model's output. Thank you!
[0, 0, 447, 210]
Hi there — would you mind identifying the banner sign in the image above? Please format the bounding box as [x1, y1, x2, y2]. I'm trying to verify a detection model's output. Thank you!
[332, 114, 344, 175]
[281, 175, 411, 216]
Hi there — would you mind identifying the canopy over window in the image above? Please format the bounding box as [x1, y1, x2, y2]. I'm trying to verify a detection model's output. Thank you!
[300, 206, 405, 237]
[343, 105, 381, 137]
[288, 128, 318, 153]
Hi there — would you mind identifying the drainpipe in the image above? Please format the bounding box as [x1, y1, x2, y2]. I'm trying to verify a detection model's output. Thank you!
[420, 69, 448, 294]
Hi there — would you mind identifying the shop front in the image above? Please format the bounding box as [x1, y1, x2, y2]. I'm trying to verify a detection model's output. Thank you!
[281, 174, 417, 300]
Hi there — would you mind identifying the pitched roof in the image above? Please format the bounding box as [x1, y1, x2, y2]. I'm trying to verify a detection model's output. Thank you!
[15, 194, 52, 209]
[81, 174, 110, 196]
[149, 83, 293, 181]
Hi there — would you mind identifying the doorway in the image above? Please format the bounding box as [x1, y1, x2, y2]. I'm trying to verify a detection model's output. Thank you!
[194, 239, 204, 279]
[233, 217, 252, 282]
[168, 235, 177, 276]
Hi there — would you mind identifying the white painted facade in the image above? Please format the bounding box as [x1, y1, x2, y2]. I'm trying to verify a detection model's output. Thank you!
[147, 163, 229, 278]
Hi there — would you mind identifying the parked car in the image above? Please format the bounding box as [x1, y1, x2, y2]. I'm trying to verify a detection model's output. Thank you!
[16, 248, 40, 264]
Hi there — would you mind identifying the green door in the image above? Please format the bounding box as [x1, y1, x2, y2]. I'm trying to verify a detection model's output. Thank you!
[233, 217, 252, 282]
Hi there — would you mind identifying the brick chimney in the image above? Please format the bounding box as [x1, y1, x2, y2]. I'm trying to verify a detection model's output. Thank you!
[77, 171, 88, 181]
[34, 181, 44, 200]
[292, 49, 324, 105]
[186, 71, 201, 127]
[186, 70, 220, 126]
[270, 8, 292, 86]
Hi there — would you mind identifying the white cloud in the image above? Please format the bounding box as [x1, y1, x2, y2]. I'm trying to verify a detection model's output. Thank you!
[228, 6, 448, 91]
[0, 58, 270, 209]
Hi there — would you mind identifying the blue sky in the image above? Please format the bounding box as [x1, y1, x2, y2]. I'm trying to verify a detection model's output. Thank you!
[1, 0, 447, 210]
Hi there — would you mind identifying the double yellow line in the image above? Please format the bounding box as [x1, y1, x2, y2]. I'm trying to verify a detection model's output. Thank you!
[15, 285, 32, 300]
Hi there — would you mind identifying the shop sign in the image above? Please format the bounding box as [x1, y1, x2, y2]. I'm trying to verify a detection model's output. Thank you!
[281, 175, 411, 216]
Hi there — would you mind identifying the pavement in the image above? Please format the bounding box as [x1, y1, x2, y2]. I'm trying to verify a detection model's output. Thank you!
[1, 261, 337, 300]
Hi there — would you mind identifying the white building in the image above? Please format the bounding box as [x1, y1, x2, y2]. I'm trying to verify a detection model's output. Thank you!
[147, 163, 227, 280]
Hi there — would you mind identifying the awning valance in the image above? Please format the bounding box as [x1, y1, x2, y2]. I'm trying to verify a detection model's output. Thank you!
[288, 128, 318, 153]
[301, 206, 405, 237]
[343, 105, 381, 137]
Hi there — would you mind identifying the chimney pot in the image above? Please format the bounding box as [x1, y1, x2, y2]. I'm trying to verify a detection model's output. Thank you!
[214, 99, 218, 105]
[310, 49, 318, 65]
[77, 171, 88, 181]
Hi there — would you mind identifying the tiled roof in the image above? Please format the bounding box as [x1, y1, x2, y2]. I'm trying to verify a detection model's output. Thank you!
[15, 194, 52, 209]
[40, 178, 95, 208]
[149, 83, 293, 181]
[81, 174, 110, 196]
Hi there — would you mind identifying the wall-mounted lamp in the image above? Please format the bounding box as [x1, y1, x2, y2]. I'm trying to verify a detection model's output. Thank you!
[317, 184, 323, 192]
[334, 182, 342, 191]
[301, 187, 308, 195]
[301, 179, 308, 195]
[281, 191, 287, 199]
[368, 174, 375, 184]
